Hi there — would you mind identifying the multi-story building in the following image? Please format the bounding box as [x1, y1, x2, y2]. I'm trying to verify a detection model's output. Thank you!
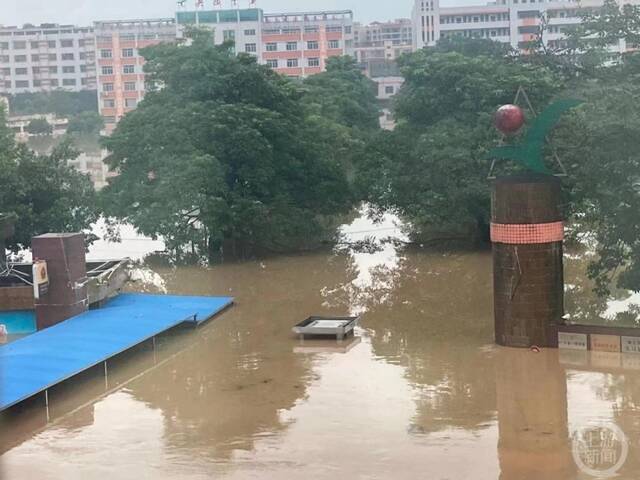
[0, 23, 96, 95]
[94, 18, 176, 133]
[353, 19, 412, 110]
[261, 10, 354, 77]
[175, 8, 264, 62]
[353, 19, 413, 65]
[412, 0, 640, 52]
[175, 8, 354, 78]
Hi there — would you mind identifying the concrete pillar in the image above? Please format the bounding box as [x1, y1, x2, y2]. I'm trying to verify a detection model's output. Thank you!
[492, 174, 564, 348]
[32, 233, 88, 331]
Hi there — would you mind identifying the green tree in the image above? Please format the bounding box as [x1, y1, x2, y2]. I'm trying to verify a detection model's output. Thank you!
[8, 90, 98, 117]
[302, 56, 380, 132]
[0, 106, 98, 251]
[25, 117, 52, 135]
[67, 111, 104, 135]
[101, 33, 356, 260]
[360, 40, 564, 244]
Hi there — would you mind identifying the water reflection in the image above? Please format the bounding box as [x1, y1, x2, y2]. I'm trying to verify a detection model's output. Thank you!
[5, 216, 640, 478]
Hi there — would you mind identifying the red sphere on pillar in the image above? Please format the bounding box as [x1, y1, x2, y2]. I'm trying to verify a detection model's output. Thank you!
[494, 104, 525, 135]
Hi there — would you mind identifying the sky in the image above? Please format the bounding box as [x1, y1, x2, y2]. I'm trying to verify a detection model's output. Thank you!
[2, 0, 482, 27]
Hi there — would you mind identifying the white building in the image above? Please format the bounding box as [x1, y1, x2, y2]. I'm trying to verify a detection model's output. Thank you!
[67, 150, 113, 190]
[412, 0, 639, 52]
[0, 24, 97, 94]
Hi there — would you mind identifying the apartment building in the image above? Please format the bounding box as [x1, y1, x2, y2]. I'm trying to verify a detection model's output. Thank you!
[175, 8, 354, 78]
[261, 10, 354, 77]
[353, 19, 413, 64]
[412, 0, 640, 51]
[0, 24, 96, 95]
[94, 18, 176, 133]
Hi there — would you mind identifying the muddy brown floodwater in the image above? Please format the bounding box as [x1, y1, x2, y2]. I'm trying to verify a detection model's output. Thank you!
[2, 216, 640, 479]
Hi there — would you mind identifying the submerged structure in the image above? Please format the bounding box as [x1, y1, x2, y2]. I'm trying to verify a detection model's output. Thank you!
[492, 175, 564, 347]
[489, 101, 578, 348]
[0, 227, 234, 413]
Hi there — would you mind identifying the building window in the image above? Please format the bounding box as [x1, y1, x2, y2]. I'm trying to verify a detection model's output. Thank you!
[124, 81, 137, 91]
[49, 79, 58, 87]
[223, 30, 236, 41]
[120, 33, 136, 41]
[122, 48, 134, 57]
[13, 41, 26, 49]
[286, 58, 298, 68]
[0, 42, 8, 49]
[101, 49, 112, 58]
[104, 99, 115, 108]
[286, 42, 298, 51]
[48, 53, 57, 61]
[0, 56, 8, 63]
[15, 68, 28, 75]
[62, 66, 75, 73]
[62, 78, 77, 86]
[101, 66, 114, 75]
[80, 65, 87, 72]
[14, 55, 27, 62]
[49, 66, 58, 73]
[345, 26, 352, 34]
[61, 53, 74, 61]
[31, 54, 40, 62]
[103, 83, 114, 92]
[266, 59, 278, 68]
[328, 39, 340, 49]
[385, 86, 395, 94]
[33, 79, 41, 87]
[30, 41, 39, 49]
[245, 43, 257, 53]
[60, 39, 74, 47]
[308, 57, 320, 67]
[47, 40, 56, 48]
[307, 40, 319, 50]
[16, 80, 29, 88]
[244, 29, 256, 36]
[123, 64, 135, 74]
[125, 98, 137, 108]
[0, 68, 9, 75]
[266, 42, 277, 51]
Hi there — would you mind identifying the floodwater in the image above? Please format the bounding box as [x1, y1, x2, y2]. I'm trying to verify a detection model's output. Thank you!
[2, 215, 640, 479]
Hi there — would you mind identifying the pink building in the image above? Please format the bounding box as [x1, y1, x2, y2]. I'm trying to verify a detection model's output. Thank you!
[94, 18, 175, 133]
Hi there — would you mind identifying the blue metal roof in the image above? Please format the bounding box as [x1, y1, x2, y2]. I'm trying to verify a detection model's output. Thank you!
[0, 293, 234, 411]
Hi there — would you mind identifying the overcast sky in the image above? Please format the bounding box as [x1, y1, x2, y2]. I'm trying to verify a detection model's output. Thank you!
[3, 0, 482, 27]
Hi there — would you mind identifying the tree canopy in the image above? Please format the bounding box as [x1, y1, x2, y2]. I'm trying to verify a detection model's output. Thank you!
[7, 90, 98, 117]
[0, 106, 97, 251]
[356, 7, 640, 294]
[101, 33, 374, 260]
[359, 40, 564, 244]
[25, 117, 52, 135]
[67, 111, 104, 135]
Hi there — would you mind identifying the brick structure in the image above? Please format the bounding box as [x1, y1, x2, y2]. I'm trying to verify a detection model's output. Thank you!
[31, 233, 88, 330]
[492, 175, 564, 348]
